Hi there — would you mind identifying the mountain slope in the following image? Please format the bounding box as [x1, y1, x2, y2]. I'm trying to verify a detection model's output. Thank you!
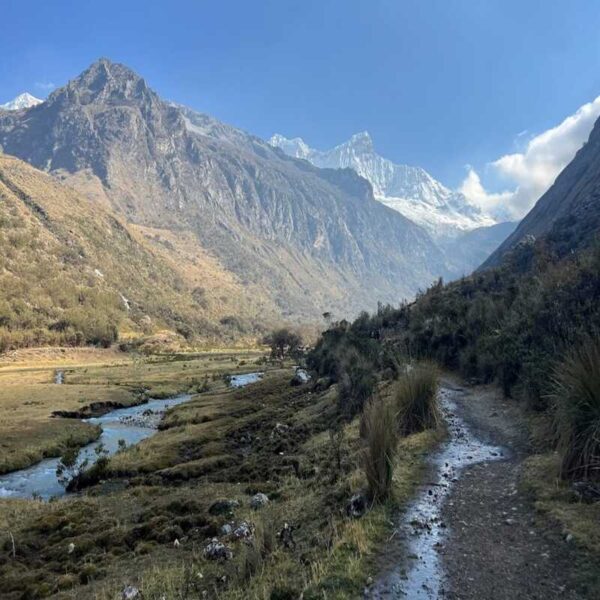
[0, 59, 448, 320]
[483, 114, 600, 269]
[270, 131, 495, 239]
[0, 93, 43, 111]
[0, 153, 281, 349]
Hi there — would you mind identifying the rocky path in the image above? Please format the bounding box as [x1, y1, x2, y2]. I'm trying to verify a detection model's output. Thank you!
[368, 379, 585, 599]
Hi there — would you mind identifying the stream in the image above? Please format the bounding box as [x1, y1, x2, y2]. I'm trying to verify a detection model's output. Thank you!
[0, 372, 264, 501]
[368, 384, 506, 599]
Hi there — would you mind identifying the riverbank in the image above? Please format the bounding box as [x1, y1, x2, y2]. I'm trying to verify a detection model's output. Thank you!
[0, 362, 441, 599]
[0, 349, 267, 475]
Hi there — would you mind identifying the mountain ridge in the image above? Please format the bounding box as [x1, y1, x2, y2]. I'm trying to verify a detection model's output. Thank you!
[269, 130, 496, 239]
[0, 93, 43, 111]
[482, 113, 600, 269]
[0, 58, 450, 325]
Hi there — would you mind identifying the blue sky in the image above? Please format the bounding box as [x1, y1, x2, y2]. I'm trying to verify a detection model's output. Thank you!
[1, 0, 600, 212]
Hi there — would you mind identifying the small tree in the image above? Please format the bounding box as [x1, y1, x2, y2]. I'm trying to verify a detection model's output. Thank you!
[263, 328, 303, 359]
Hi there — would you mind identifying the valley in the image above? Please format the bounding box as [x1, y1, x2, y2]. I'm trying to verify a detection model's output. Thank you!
[1, 7, 600, 598]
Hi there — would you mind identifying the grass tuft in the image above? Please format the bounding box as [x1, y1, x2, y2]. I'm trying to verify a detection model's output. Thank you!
[551, 338, 600, 481]
[361, 396, 398, 502]
[394, 364, 440, 436]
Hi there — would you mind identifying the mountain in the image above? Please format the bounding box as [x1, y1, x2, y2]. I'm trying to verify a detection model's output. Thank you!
[0, 153, 284, 349]
[269, 131, 496, 239]
[0, 93, 43, 111]
[0, 59, 449, 331]
[483, 113, 600, 269]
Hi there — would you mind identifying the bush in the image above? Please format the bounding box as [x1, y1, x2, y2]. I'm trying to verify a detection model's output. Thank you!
[395, 364, 440, 435]
[337, 349, 377, 417]
[551, 338, 600, 481]
[361, 396, 398, 502]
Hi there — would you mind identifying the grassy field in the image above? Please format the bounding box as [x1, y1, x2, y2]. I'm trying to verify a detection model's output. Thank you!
[0, 351, 440, 600]
[0, 348, 265, 474]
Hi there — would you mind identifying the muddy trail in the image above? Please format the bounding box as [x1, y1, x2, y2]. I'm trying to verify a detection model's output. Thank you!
[368, 379, 587, 599]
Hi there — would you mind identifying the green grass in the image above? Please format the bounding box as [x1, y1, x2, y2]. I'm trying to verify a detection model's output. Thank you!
[0, 360, 440, 600]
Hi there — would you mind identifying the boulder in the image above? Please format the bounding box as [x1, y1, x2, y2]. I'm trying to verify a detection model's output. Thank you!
[203, 538, 233, 561]
[291, 368, 311, 386]
[250, 493, 270, 509]
[346, 492, 368, 519]
[208, 499, 240, 516]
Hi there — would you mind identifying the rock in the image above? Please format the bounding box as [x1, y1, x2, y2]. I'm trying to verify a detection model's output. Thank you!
[203, 538, 233, 561]
[505, 518, 515, 526]
[346, 492, 368, 519]
[270, 423, 291, 439]
[173, 538, 181, 548]
[250, 493, 270, 509]
[67, 542, 75, 555]
[220, 523, 233, 536]
[278, 522, 295, 549]
[291, 368, 311, 386]
[208, 499, 240, 515]
[565, 533, 574, 543]
[232, 521, 255, 540]
[122, 586, 140, 600]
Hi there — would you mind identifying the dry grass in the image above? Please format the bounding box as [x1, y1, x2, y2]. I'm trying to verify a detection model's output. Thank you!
[395, 364, 440, 435]
[550, 338, 600, 481]
[361, 396, 398, 501]
[0, 358, 440, 600]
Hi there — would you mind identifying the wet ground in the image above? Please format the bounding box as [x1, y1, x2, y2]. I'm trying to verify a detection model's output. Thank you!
[0, 372, 265, 500]
[368, 383, 505, 598]
[368, 379, 585, 599]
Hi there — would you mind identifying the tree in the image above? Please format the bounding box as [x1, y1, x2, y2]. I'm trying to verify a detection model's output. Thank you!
[263, 328, 303, 359]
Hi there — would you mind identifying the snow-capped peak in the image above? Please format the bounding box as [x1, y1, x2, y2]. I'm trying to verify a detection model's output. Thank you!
[270, 131, 496, 238]
[268, 134, 312, 159]
[0, 92, 43, 111]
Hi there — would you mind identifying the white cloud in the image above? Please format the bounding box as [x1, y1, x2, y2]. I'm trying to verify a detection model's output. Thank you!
[35, 81, 56, 92]
[461, 95, 600, 220]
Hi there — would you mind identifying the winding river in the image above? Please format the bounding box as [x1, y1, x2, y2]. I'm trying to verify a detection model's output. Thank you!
[0, 372, 263, 500]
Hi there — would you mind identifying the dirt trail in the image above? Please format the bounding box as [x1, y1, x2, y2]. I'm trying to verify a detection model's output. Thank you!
[368, 378, 586, 599]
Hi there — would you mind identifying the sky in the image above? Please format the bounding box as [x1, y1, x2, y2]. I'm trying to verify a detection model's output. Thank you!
[1, 0, 600, 219]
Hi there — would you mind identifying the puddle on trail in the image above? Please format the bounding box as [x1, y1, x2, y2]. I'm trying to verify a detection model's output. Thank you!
[368, 385, 505, 599]
[0, 371, 265, 500]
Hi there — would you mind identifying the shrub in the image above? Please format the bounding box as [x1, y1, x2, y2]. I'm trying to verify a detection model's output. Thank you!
[337, 350, 377, 417]
[395, 364, 440, 435]
[551, 338, 600, 481]
[361, 396, 398, 502]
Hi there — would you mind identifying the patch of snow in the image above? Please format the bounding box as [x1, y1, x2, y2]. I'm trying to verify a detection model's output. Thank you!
[0, 93, 43, 111]
[270, 132, 496, 239]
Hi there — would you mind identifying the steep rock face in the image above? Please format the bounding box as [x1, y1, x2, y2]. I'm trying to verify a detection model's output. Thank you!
[483, 115, 600, 269]
[0, 59, 448, 320]
[270, 131, 495, 239]
[0, 153, 277, 344]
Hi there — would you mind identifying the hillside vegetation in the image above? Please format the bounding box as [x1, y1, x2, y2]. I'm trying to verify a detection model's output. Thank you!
[0, 154, 278, 351]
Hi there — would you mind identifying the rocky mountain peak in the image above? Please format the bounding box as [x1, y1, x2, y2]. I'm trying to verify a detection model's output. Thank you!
[51, 58, 156, 107]
[0, 92, 43, 111]
[345, 131, 374, 154]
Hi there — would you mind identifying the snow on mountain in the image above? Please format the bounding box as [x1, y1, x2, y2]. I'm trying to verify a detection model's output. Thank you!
[270, 131, 496, 238]
[0, 93, 43, 111]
